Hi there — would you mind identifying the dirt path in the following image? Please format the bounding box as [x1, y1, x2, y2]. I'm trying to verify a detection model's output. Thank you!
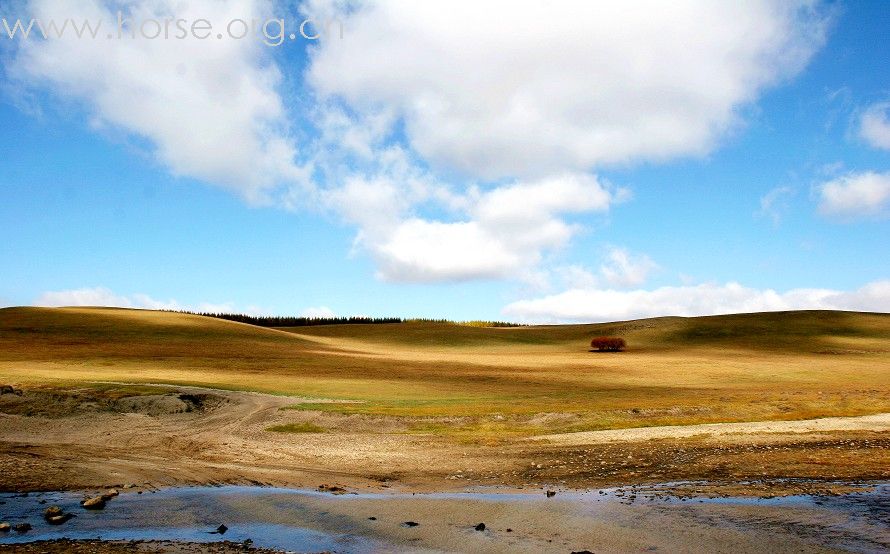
[1, 384, 888, 495]
[527, 412, 890, 445]
[0, 384, 487, 492]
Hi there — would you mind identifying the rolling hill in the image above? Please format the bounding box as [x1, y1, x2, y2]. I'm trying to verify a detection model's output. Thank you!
[1, 307, 888, 433]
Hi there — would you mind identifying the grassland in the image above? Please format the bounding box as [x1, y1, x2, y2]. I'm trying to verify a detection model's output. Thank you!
[0, 306, 888, 496]
[0, 307, 888, 437]
[266, 422, 326, 433]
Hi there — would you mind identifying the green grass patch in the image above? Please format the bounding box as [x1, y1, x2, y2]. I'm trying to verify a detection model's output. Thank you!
[266, 422, 326, 433]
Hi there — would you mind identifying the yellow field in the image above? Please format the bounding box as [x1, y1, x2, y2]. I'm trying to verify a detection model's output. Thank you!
[1, 307, 888, 436]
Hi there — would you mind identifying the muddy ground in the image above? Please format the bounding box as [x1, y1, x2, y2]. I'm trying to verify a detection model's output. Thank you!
[0, 539, 279, 553]
[0, 384, 888, 498]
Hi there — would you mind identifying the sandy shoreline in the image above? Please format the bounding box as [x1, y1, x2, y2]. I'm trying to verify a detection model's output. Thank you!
[528, 412, 890, 445]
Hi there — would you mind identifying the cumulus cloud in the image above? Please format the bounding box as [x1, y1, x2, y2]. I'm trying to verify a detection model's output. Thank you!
[8, 1, 832, 284]
[307, 0, 828, 179]
[338, 173, 625, 282]
[503, 280, 890, 323]
[300, 0, 827, 281]
[816, 171, 890, 220]
[12, 0, 307, 203]
[545, 248, 658, 292]
[860, 102, 890, 150]
[34, 287, 181, 310]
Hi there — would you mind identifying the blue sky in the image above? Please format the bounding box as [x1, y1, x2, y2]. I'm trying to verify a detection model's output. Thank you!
[0, 1, 888, 322]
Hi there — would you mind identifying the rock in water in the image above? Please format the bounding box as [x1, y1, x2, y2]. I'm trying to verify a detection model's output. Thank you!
[546, 490, 556, 497]
[101, 489, 119, 500]
[46, 514, 74, 525]
[43, 506, 64, 520]
[82, 496, 106, 510]
[0, 522, 10, 532]
[13, 523, 32, 533]
[216, 524, 228, 534]
[474, 522, 486, 531]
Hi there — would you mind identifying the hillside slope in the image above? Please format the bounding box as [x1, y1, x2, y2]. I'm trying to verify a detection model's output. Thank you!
[288, 310, 890, 353]
[1, 307, 888, 431]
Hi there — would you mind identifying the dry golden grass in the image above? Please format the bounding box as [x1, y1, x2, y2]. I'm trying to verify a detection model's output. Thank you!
[1, 307, 888, 436]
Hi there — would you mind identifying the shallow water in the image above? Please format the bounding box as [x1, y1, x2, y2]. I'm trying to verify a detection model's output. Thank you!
[1, 484, 888, 553]
[0, 487, 384, 552]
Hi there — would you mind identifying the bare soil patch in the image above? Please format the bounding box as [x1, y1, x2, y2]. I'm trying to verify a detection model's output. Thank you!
[0, 384, 887, 497]
[0, 386, 224, 418]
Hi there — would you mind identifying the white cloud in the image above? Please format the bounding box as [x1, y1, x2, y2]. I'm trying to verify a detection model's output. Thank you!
[12, 0, 307, 203]
[35, 287, 181, 310]
[599, 247, 659, 288]
[503, 280, 890, 323]
[299, 306, 337, 318]
[757, 186, 795, 224]
[307, 0, 828, 179]
[299, 0, 827, 282]
[542, 247, 659, 292]
[32, 287, 259, 314]
[816, 171, 890, 220]
[860, 102, 890, 150]
[373, 219, 524, 282]
[340, 173, 625, 282]
[8, 1, 833, 286]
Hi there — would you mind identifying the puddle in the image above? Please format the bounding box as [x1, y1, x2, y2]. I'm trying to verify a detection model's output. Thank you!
[0, 487, 383, 552]
[1, 484, 888, 552]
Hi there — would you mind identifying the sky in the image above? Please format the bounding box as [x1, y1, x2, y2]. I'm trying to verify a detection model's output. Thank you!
[0, 0, 888, 322]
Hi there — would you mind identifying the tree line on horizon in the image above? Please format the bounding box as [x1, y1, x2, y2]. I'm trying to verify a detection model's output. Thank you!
[192, 312, 402, 327]
[187, 312, 524, 328]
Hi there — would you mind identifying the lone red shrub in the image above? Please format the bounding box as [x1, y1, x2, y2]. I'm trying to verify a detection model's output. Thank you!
[590, 336, 626, 352]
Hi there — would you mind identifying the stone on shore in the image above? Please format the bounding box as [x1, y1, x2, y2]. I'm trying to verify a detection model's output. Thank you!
[82, 496, 106, 510]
